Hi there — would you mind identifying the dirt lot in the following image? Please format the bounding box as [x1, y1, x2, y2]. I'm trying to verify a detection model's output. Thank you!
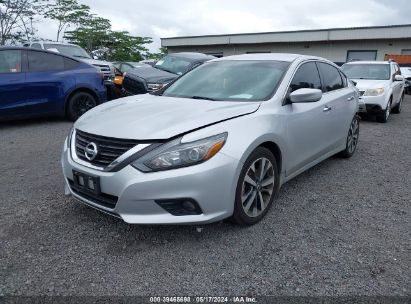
[1, 96, 410, 297]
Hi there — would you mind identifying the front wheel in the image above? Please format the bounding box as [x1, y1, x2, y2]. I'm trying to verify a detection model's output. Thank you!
[231, 147, 280, 225]
[66, 92, 97, 121]
[376, 99, 391, 123]
[338, 115, 360, 158]
[391, 94, 403, 114]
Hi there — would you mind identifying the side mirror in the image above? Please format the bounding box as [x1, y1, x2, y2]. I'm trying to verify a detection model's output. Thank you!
[289, 88, 322, 103]
[394, 75, 404, 81]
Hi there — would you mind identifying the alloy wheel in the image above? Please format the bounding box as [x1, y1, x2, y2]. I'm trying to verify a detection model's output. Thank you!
[241, 157, 275, 217]
[72, 95, 96, 118]
[385, 102, 391, 120]
[347, 117, 359, 154]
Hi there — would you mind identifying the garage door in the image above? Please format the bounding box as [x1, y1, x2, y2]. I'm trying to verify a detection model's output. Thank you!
[347, 50, 377, 62]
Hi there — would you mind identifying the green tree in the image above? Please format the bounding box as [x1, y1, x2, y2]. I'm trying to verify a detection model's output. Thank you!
[65, 14, 152, 61]
[0, 0, 47, 45]
[147, 47, 168, 60]
[64, 14, 111, 53]
[44, 0, 89, 41]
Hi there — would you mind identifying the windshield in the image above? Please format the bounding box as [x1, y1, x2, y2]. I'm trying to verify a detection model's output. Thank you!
[341, 64, 390, 80]
[162, 60, 290, 101]
[155, 55, 192, 75]
[44, 44, 91, 59]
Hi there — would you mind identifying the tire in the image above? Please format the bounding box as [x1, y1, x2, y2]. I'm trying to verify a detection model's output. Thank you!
[231, 147, 280, 225]
[392, 94, 403, 114]
[338, 115, 360, 158]
[66, 91, 97, 121]
[376, 99, 391, 123]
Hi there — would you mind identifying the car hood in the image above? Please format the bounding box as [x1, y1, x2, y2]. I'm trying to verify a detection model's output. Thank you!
[351, 79, 389, 91]
[75, 94, 260, 140]
[126, 66, 177, 83]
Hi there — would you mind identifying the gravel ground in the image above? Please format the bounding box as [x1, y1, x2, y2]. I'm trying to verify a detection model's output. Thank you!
[1, 97, 410, 298]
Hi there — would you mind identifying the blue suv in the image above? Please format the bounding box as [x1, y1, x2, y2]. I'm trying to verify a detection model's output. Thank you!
[0, 47, 107, 121]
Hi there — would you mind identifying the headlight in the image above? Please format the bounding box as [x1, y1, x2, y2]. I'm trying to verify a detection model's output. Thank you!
[67, 127, 74, 146]
[147, 82, 168, 91]
[132, 133, 227, 172]
[364, 88, 385, 96]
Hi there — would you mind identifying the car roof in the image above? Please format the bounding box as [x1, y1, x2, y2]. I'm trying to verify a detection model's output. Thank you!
[344, 61, 391, 65]
[211, 53, 327, 63]
[167, 52, 216, 60]
[29, 41, 79, 46]
[0, 46, 82, 62]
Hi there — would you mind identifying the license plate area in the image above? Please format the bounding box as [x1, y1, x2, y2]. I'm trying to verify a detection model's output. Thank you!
[72, 170, 101, 195]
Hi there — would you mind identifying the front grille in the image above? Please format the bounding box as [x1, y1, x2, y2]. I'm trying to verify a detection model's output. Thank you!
[75, 129, 139, 168]
[68, 179, 118, 210]
[122, 76, 147, 95]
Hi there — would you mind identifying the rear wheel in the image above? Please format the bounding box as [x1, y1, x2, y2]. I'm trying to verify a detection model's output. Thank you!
[338, 115, 360, 158]
[66, 92, 97, 121]
[392, 94, 403, 114]
[376, 99, 391, 123]
[231, 147, 280, 225]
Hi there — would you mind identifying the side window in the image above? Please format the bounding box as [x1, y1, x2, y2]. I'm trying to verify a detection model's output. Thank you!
[340, 71, 348, 87]
[394, 64, 401, 76]
[31, 43, 42, 49]
[317, 62, 344, 92]
[289, 62, 322, 93]
[0, 50, 22, 74]
[28, 51, 65, 72]
[63, 58, 80, 70]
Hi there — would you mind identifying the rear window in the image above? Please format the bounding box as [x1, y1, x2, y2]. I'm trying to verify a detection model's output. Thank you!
[317, 62, 344, 92]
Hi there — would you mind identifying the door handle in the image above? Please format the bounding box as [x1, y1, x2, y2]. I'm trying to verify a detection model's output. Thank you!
[323, 105, 332, 112]
[347, 96, 355, 101]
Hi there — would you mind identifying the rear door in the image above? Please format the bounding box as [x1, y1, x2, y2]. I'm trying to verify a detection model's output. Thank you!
[316, 62, 355, 150]
[285, 61, 332, 176]
[0, 49, 26, 118]
[25, 50, 71, 114]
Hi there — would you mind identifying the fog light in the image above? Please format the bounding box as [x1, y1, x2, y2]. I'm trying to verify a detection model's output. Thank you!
[155, 198, 203, 216]
[88, 178, 95, 190]
[78, 176, 85, 186]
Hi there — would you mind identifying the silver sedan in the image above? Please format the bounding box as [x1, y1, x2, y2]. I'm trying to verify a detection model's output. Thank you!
[62, 53, 359, 225]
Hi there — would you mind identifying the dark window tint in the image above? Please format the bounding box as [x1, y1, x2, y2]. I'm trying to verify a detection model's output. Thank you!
[0, 50, 22, 73]
[289, 62, 321, 93]
[317, 62, 344, 92]
[64, 57, 80, 70]
[28, 51, 65, 72]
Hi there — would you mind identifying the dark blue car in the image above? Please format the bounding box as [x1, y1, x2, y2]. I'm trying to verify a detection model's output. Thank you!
[0, 47, 107, 121]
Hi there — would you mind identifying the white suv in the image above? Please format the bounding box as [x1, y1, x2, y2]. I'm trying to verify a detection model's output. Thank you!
[341, 61, 405, 123]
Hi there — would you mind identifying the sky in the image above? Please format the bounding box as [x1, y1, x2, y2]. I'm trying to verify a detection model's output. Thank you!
[36, 0, 411, 53]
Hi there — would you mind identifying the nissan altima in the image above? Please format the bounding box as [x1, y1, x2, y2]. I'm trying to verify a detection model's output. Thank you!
[62, 54, 360, 225]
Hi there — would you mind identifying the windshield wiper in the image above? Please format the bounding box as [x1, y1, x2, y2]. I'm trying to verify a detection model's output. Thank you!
[191, 96, 216, 101]
[73, 55, 91, 59]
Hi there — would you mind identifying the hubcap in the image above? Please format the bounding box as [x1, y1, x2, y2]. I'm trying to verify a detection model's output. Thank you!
[241, 157, 275, 217]
[347, 118, 359, 154]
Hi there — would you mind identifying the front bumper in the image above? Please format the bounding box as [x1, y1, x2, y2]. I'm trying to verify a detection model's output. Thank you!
[358, 95, 386, 113]
[61, 138, 240, 224]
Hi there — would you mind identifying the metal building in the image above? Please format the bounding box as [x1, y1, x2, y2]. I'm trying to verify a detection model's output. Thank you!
[161, 24, 411, 65]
